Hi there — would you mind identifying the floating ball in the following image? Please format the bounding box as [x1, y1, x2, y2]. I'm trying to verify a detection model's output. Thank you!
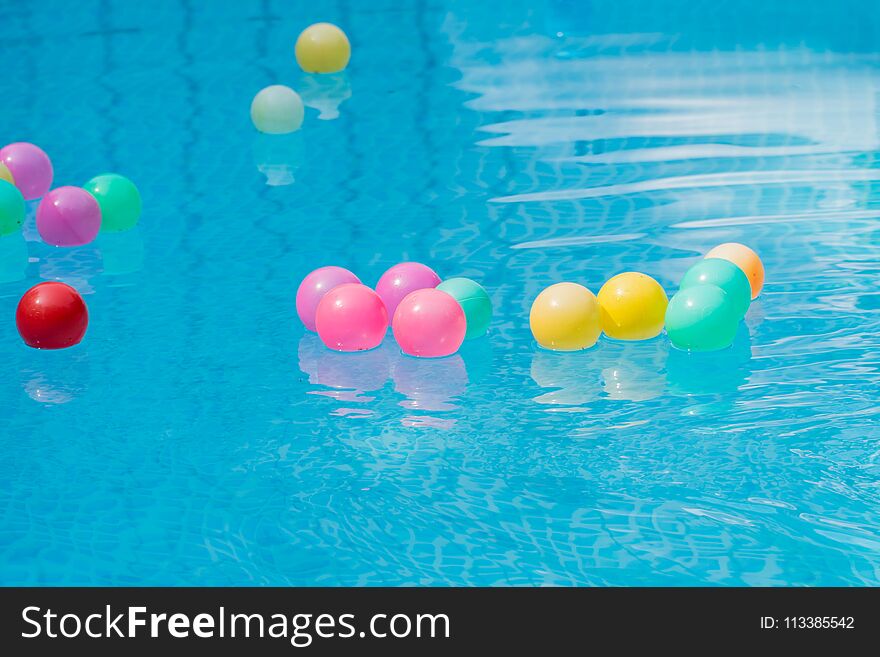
[679, 258, 751, 320]
[0, 142, 53, 200]
[295, 23, 351, 74]
[250, 85, 304, 134]
[0, 163, 14, 185]
[705, 242, 764, 299]
[375, 262, 441, 318]
[16, 282, 89, 350]
[665, 284, 738, 352]
[529, 282, 601, 351]
[392, 288, 466, 358]
[315, 283, 387, 352]
[435, 277, 492, 340]
[37, 186, 102, 247]
[597, 272, 667, 340]
[84, 173, 142, 232]
[0, 179, 25, 236]
[296, 265, 361, 332]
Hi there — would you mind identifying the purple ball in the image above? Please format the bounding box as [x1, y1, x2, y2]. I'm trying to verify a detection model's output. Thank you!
[36, 187, 102, 247]
[375, 262, 441, 318]
[296, 266, 361, 332]
[0, 142, 53, 200]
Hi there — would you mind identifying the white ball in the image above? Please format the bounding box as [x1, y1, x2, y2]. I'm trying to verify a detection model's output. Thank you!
[250, 85, 304, 134]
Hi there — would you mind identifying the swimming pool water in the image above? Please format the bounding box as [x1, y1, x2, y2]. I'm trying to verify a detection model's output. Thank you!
[1, 0, 879, 586]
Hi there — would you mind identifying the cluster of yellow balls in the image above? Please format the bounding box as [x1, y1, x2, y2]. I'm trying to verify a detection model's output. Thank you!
[529, 243, 764, 352]
[530, 273, 668, 351]
[250, 23, 351, 134]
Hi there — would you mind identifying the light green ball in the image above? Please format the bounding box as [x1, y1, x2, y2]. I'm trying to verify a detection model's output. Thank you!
[0, 179, 25, 236]
[679, 258, 751, 320]
[84, 173, 142, 232]
[665, 284, 739, 352]
[250, 85, 304, 134]
[436, 277, 492, 340]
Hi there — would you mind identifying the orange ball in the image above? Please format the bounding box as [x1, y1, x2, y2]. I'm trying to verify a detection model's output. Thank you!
[705, 243, 764, 299]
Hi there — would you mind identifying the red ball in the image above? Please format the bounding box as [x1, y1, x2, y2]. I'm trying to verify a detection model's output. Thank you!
[16, 282, 89, 349]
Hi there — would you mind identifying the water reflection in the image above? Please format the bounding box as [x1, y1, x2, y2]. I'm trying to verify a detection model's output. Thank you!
[298, 73, 352, 120]
[252, 133, 305, 186]
[531, 347, 602, 406]
[530, 329, 755, 407]
[0, 232, 28, 283]
[390, 351, 468, 412]
[36, 245, 101, 294]
[600, 339, 668, 402]
[531, 338, 669, 406]
[666, 323, 754, 397]
[21, 350, 91, 405]
[297, 334, 474, 423]
[297, 334, 390, 402]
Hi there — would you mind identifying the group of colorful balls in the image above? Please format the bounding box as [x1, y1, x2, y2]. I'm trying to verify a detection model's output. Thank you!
[0, 141, 142, 350]
[0, 142, 141, 244]
[296, 263, 492, 358]
[530, 242, 764, 353]
[250, 22, 351, 134]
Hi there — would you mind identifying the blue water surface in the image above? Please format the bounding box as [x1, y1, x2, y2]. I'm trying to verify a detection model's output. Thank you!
[1, 0, 879, 586]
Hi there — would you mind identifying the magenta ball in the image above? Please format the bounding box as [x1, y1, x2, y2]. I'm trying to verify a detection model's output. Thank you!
[0, 142, 53, 200]
[296, 266, 361, 332]
[315, 283, 388, 352]
[392, 288, 467, 358]
[375, 261, 441, 318]
[37, 187, 102, 247]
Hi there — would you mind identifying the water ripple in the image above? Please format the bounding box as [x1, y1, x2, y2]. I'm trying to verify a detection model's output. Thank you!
[491, 169, 880, 204]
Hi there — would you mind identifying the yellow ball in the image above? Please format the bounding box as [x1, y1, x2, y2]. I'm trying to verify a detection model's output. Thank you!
[529, 282, 601, 351]
[0, 163, 14, 186]
[295, 23, 351, 74]
[597, 272, 668, 340]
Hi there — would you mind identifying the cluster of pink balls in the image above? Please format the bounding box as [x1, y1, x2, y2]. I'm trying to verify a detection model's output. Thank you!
[296, 262, 466, 358]
[0, 141, 101, 247]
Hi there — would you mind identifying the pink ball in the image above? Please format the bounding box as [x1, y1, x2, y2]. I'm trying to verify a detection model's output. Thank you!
[296, 266, 361, 332]
[316, 283, 388, 352]
[37, 186, 102, 247]
[0, 142, 53, 200]
[375, 261, 441, 318]
[392, 288, 466, 358]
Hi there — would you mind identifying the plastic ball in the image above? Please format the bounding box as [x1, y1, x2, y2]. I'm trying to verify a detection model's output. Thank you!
[679, 258, 751, 320]
[435, 277, 492, 340]
[37, 186, 102, 247]
[296, 265, 361, 332]
[0, 142, 53, 200]
[705, 242, 764, 299]
[0, 162, 14, 185]
[597, 272, 668, 341]
[665, 284, 739, 352]
[529, 282, 601, 351]
[375, 262, 441, 318]
[0, 179, 25, 236]
[315, 283, 388, 352]
[16, 282, 89, 350]
[250, 85, 304, 134]
[295, 23, 351, 74]
[84, 173, 142, 232]
[392, 288, 466, 358]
